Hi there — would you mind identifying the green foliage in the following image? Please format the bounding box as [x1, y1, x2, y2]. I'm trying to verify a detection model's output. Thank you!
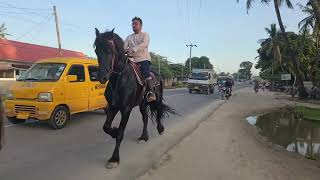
[239, 61, 253, 79]
[185, 56, 213, 71]
[0, 23, 9, 39]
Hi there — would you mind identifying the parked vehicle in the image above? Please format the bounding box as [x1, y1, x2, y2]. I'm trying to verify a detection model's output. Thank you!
[188, 69, 217, 94]
[4, 58, 107, 129]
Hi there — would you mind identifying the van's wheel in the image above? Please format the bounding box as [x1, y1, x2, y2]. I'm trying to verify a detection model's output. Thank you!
[7, 117, 26, 124]
[48, 106, 69, 129]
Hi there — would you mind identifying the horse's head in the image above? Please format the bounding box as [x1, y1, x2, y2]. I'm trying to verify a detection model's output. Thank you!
[94, 28, 116, 84]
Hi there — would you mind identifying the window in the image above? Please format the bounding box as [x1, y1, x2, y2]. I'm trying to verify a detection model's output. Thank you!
[68, 65, 85, 82]
[18, 63, 66, 82]
[88, 66, 99, 81]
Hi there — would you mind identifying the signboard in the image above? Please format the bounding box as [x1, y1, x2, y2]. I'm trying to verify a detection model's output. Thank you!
[281, 74, 291, 81]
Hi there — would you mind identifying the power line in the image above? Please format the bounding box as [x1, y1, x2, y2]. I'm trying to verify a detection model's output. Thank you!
[0, 2, 51, 11]
[0, 12, 47, 24]
[16, 14, 53, 40]
[0, 9, 50, 16]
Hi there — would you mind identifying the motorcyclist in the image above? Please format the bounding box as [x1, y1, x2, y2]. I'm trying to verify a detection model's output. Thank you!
[224, 78, 233, 95]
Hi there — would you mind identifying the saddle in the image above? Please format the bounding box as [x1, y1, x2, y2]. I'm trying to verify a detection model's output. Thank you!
[129, 60, 158, 86]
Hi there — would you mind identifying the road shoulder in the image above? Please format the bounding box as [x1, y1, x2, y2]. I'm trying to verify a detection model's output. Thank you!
[138, 88, 320, 180]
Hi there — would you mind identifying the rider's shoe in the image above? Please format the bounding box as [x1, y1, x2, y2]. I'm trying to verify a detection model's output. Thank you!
[146, 79, 156, 102]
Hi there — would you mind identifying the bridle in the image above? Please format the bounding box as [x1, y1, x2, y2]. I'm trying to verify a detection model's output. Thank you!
[106, 39, 128, 75]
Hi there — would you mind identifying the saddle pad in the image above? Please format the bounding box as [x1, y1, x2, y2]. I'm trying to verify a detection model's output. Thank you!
[130, 61, 144, 86]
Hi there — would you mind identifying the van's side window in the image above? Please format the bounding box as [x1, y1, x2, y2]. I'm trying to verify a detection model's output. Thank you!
[88, 66, 99, 81]
[68, 65, 85, 82]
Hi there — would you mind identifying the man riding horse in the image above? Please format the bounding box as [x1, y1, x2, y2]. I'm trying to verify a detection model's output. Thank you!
[124, 17, 156, 102]
[94, 17, 175, 168]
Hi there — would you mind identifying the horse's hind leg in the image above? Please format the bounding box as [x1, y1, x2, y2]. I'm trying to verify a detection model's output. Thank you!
[106, 107, 132, 169]
[138, 103, 149, 143]
[103, 105, 119, 139]
[156, 102, 165, 135]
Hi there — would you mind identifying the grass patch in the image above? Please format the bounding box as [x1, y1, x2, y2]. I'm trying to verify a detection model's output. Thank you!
[294, 106, 320, 121]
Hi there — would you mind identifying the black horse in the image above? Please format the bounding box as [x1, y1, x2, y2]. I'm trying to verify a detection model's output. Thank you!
[94, 28, 175, 168]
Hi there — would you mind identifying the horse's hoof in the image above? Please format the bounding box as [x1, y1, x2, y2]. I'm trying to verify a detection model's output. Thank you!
[138, 139, 147, 144]
[105, 162, 119, 169]
[157, 125, 165, 135]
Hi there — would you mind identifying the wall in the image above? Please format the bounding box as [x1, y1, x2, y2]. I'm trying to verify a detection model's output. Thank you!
[0, 80, 15, 95]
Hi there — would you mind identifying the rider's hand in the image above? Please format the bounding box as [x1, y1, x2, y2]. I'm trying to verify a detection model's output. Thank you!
[127, 48, 134, 56]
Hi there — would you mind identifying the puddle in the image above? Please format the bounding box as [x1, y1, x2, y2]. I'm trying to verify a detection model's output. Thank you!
[247, 108, 320, 161]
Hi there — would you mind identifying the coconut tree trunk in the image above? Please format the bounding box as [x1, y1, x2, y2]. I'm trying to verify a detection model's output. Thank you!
[310, 0, 320, 99]
[273, 0, 307, 98]
[310, 0, 320, 26]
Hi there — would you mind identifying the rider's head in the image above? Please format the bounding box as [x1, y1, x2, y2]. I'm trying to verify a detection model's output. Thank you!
[132, 16, 143, 34]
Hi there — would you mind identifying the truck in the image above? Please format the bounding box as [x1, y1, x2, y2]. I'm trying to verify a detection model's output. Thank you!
[188, 69, 217, 94]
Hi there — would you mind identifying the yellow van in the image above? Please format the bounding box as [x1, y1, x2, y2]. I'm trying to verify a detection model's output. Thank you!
[4, 58, 107, 129]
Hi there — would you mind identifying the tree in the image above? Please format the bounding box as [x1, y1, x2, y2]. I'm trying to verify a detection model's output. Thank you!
[238, 0, 307, 98]
[0, 23, 9, 39]
[240, 61, 253, 79]
[218, 72, 227, 76]
[185, 56, 213, 70]
[150, 52, 173, 78]
[260, 24, 284, 73]
[256, 31, 317, 83]
[298, 3, 316, 34]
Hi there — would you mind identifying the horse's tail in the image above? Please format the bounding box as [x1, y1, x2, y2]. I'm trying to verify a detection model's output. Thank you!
[0, 96, 4, 150]
[148, 80, 176, 122]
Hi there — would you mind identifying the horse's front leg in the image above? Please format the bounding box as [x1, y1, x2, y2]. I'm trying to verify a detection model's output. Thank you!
[138, 102, 149, 143]
[106, 107, 132, 169]
[103, 105, 119, 138]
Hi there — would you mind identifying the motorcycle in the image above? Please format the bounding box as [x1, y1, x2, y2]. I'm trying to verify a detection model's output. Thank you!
[218, 84, 223, 92]
[254, 85, 259, 93]
[221, 86, 231, 100]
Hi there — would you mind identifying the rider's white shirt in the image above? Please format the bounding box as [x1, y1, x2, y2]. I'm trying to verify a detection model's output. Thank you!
[124, 32, 151, 63]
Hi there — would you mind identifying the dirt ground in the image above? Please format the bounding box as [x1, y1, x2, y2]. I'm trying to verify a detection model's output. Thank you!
[138, 88, 320, 180]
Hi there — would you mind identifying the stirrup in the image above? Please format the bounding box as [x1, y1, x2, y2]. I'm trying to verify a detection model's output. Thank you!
[146, 91, 156, 102]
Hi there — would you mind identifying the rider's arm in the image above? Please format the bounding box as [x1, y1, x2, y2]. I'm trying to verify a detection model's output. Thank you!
[132, 32, 150, 53]
[123, 36, 130, 51]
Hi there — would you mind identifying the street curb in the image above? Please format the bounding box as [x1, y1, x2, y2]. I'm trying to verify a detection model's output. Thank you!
[164, 88, 187, 91]
[136, 89, 243, 180]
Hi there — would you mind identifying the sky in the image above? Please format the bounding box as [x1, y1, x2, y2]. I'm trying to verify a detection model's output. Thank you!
[0, 0, 307, 75]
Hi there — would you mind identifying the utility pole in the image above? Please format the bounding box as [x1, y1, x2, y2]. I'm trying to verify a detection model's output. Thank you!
[186, 44, 197, 71]
[53, 6, 62, 55]
[237, 69, 240, 83]
[181, 64, 184, 81]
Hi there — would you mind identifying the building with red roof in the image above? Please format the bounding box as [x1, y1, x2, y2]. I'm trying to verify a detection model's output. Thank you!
[0, 39, 87, 79]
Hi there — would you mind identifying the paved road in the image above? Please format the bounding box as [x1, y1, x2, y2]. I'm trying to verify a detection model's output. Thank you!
[0, 85, 246, 180]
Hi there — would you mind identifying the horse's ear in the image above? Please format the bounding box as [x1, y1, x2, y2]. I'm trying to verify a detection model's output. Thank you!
[95, 28, 100, 37]
[111, 28, 115, 34]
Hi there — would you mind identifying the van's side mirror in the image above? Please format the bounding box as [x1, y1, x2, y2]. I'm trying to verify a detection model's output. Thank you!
[67, 75, 77, 82]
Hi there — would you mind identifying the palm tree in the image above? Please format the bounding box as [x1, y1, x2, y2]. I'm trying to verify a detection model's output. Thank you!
[260, 24, 284, 73]
[237, 0, 307, 98]
[0, 23, 9, 39]
[309, 0, 320, 26]
[298, 3, 316, 33]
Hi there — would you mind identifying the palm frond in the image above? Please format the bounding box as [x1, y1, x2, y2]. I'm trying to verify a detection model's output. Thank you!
[283, 0, 294, 9]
